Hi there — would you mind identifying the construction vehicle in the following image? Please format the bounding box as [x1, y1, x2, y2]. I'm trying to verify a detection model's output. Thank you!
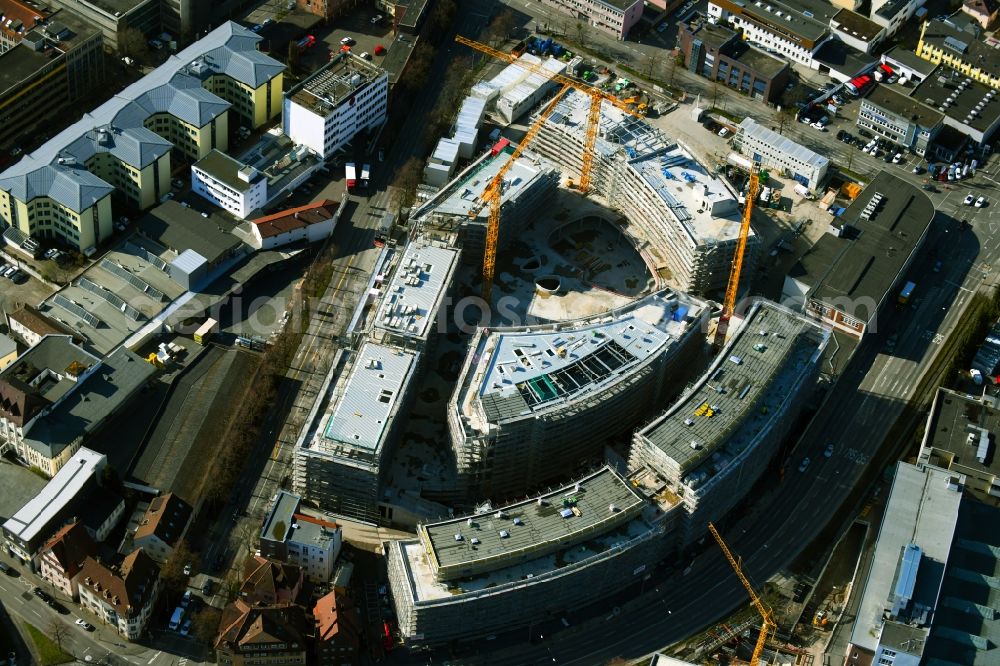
[709, 522, 776, 666]
[470, 84, 572, 302]
[713, 160, 760, 348]
[813, 610, 828, 627]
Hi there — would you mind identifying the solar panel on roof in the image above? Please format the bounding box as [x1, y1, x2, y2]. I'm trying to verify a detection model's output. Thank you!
[78, 277, 144, 321]
[53, 294, 101, 327]
[100, 259, 165, 300]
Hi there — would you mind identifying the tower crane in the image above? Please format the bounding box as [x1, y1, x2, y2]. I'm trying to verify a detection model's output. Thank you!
[475, 83, 572, 302]
[454, 35, 642, 194]
[713, 160, 760, 348]
[708, 522, 775, 666]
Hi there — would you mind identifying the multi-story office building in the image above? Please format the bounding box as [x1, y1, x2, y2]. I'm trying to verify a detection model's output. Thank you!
[916, 17, 1000, 90]
[260, 491, 342, 583]
[50, 0, 160, 52]
[912, 65, 1000, 149]
[283, 52, 388, 161]
[531, 89, 756, 295]
[539, 0, 643, 40]
[857, 84, 943, 155]
[870, 0, 928, 37]
[0, 12, 105, 160]
[448, 290, 710, 501]
[388, 466, 680, 645]
[679, 13, 791, 102]
[733, 118, 829, 190]
[0, 22, 283, 252]
[830, 9, 886, 53]
[783, 172, 934, 338]
[0, 337, 154, 476]
[293, 343, 419, 524]
[707, 0, 835, 67]
[191, 150, 267, 218]
[78, 549, 160, 641]
[629, 300, 830, 547]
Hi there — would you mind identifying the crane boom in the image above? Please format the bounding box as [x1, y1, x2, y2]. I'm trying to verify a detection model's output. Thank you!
[709, 522, 775, 666]
[480, 83, 572, 302]
[713, 161, 760, 348]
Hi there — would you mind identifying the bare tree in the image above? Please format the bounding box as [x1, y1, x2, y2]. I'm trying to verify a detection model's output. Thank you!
[46, 618, 69, 654]
[389, 157, 425, 211]
[485, 8, 516, 47]
[286, 41, 299, 74]
[669, 52, 685, 86]
[642, 51, 662, 79]
[117, 27, 150, 61]
[161, 540, 198, 597]
[191, 606, 223, 644]
[425, 0, 457, 45]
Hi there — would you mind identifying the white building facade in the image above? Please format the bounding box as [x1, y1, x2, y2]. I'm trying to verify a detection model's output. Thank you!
[539, 0, 643, 39]
[734, 118, 829, 189]
[191, 150, 267, 219]
[283, 53, 388, 160]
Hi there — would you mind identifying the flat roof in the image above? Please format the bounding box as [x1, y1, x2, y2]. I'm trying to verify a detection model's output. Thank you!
[136, 200, 244, 266]
[833, 8, 884, 42]
[194, 150, 263, 193]
[287, 52, 386, 116]
[789, 170, 934, 309]
[76, 0, 155, 16]
[420, 466, 646, 580]
[380, 34, 416, 85]
[922, 388, 1000, 495]
[0, 334, 97, 405]
[261, 490, 299, 543]
[912, 66, 1000, 135]
[722, 0, 832, 43]
[813, 38, 877, 77]
[373, 240, 458, 341]
[729, 43, 788, 79]
[311, 342, 417, 459]
[2, 447, 104, 544]
[635, 300, 828, 479]
[460, 291, 706, 430]
[849, 462, 962, 653]
[863, 84, 944, 128]
[682, 14, 736, 50]
[921, 18, 1000, 81]
[0, 43, 57, 94]
[883, 46, 939, 77]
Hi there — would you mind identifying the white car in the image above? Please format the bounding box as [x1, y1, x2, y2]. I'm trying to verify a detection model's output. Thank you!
[340, 36, 354, 45]
[964, 194, 975, 205]
[976, 196, 987, 208]
[75, 619, 95, 631]
[371, 14, 383, 24]
[811, 122, 827, 131]
[891, 153, 903, 164]
[718, 127, 729, 137]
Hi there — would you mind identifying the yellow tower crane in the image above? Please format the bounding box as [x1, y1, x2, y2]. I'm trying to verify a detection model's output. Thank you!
[474, 83, 572, 302]
[708, 522, 776, 666]
[713, 160, 760, 348]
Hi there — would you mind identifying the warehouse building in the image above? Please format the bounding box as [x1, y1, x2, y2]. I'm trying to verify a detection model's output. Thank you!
[293, 343, 419, 524]
[532, 89, 755, 295]
[629, 300, 830, 546]
[881, 45, 939, 84]
[733, 118, 829, 190]
[0, 22, 284, 252]
[448, 289, 710, 501]
[857, 84, 943, 156]
[783, 171, 935, 338]
[916, 17, 1000, 90]
[387, 465, 679, 644]
[707, 0, 835, 68]
[282, 52, 387, 161]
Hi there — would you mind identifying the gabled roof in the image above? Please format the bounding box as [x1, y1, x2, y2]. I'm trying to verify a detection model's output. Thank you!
[133, 493, 191, 547]
[184, 28, 286, 89]
[250, 199, 339, 239]
[133, 74, 231, 128]
[216, 599, 308, 651]
[7, 304, 84, 342]
[313, 589, 360, 649]
[79, 549, 159, 619]
[38, 520, 97, 578]
[240, 555, 303, 605]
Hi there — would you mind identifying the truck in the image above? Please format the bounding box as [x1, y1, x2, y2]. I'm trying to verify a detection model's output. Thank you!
[296, 34, 316, 51]
[361, 163, 371, 189]
[898, 281, 916, 305]
[374, 211, 395, 248]
[193, 317, 217, 345]
[345, 162, 357, 189]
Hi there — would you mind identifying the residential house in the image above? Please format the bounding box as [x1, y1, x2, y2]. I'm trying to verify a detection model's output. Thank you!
[132, 493, 192, 565]
[962, 0, 1000, 29]
[314, 589, 360, 665]
[240, 556, 304, 606]
[37, 521, 97, 600]
[78, 549, 160, 641]
[216, 600, 309, 666]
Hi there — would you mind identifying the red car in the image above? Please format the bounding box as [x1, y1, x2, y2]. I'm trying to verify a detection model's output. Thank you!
[374, 44, 386, 56]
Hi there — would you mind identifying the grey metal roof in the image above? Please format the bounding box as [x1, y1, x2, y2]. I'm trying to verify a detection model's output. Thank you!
[0, 21, 282, 214]
[63, 125, 173, 172]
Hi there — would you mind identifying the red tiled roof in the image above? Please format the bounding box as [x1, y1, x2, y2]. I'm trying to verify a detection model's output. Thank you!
[39, 521, 97, 579]
[249, 199, 339, 239]
[313, 589, 359, 651]
[79, 550, 159, 619]
[0, 0, 47, 40]
[292, 512, 337, 530]
[240, 555, 302, 605]
[216, 600, 308, 652]
[133, 492, 192, 546]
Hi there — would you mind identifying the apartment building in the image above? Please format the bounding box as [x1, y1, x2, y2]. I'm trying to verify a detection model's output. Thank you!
[283, 52, 388, 161]
[132, 493, 192, 564]
[0, 22, 283, 252]
[260, 491, 342, 583]
[78, 549, 160, 641]
[216, 601, 309, 666]
[448, 290, 709, 501]
[857, 84, 943, 155]
[707, 0, 835, 67]
[36, 520, 97, 599]
[314, 589, 360, 665]
[240, 556, 304, 605]
[539, 0, 643, 40]
[916, 17, 1000, 90]
[191, 150, 267, 218]
[629, 300, 830, 546]
[734, 118, 829, 190]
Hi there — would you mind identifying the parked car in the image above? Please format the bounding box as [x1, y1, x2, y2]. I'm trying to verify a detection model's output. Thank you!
[976, 196, 987, 208]
[718, 127, 729, 137]
[180, 619, 191, 636]
[933, 260, 942, 272]
[75, 619, 95, 631]
[798, 457, 811, 472]
[201, 579, 213, 595]
[965, 194, 975, 205]
[824, 444, 834, 458]
[340, 36, 354, 45]
[360, 52, 372, 60]
[0, 562, 13, 575]
[892, 153, 903, 164]
[183, 563, 192, 577]
[370, 14, 383, 24]
[912, 165, 925, 174]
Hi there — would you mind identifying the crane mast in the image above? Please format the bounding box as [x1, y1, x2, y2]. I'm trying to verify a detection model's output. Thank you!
[713, 161, 760, 348]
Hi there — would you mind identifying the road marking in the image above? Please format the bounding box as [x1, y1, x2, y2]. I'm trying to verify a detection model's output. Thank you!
[147, 650, 161, 664]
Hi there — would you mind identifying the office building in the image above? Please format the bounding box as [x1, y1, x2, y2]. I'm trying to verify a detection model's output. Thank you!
[293, 343, 419, 524]
[733, 118, 829, 190]
[0, 22, 284, 252]
[192, 150, 267, 218]
[49, 0, 160, 52]
[283, 52, 388, 161]
[0, 336, 154, 475]
[783, 171, 934, 337]
[629, 300, 830, 546]
[0, 8, 104, 157]
[387, 466, 679, 644]
[2, 447, 106, 562]
[448, 290, 710, 501]
[857, 84, 943, 155]
[707, 0, 835, 67]
[132, 492, 192, 564]
[830, 9, 886, 53]
[539, 0, 643, 40]
[912, 65, 1000, 149]
[916, 17, 1000, 90]
[78, 549, 160, 641]
[679, 14, 791, 102]
[870, 0, 928, 37]
[532, 88, 756, 294]
[260, 491, 342, 583]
